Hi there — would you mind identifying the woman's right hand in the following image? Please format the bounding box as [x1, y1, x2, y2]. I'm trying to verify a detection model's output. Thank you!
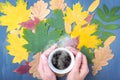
[66, 47, 89, 80]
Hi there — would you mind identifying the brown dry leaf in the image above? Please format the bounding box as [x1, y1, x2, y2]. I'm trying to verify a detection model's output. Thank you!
[30, 0, 50, 20]
[92, 36, 116, 76]
[50, 0, 67, 12]
[29, 52, 41, 79]
[92, 46, 114, 76]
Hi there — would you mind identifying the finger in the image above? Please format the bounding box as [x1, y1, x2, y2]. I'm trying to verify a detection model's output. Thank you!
[41, 54, 54, 75]
[38, 54, 44, 78]
[80, 54, 89, 77]
[72, 52, 82, 72]
[43, 44, 58, 57]
[66, 47, 79, 55]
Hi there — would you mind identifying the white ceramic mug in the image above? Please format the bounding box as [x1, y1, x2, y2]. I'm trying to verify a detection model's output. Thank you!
[48, 48, 75, 75]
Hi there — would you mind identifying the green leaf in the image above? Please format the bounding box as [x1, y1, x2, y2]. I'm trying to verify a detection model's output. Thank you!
[23, 21, 62, 54]
[100, 31, 115, 41]
[47, 9, 65, 31]
[103, 4, 109, 16]
[81, 46, 94, 64]
[97, 8, 107, 21]
[110, 6, 120, 17]
[106, 15, 120, 22]
[92, 19, 103, 27]
[92, 29, 102, 36]
[104, 24, 120, 30]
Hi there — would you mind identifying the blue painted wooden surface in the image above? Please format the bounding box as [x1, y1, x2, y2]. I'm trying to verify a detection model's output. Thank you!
[0, 0, 120, 80]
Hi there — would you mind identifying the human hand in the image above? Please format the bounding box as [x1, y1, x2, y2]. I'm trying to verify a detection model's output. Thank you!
[38, 44, 57, 80]
[66, 47, 89, 80]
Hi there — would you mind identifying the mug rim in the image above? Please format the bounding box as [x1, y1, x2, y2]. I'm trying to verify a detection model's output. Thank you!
[48, 48, 75, 74]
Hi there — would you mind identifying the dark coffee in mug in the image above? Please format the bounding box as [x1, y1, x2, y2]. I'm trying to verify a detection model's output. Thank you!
[52, 50, 71, 70]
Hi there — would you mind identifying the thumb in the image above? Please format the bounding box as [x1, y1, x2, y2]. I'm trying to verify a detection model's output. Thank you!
[73, 52, 82, 72]
[41, 54, 52, 73]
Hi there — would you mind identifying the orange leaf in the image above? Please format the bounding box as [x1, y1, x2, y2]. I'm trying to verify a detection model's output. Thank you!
[29, 53, 41, 79]
[65, 22, 72, 34]
[30, 0, 50, 20]
[104, 36, 116, 46]
[50, 0, 67, 12]
[88, 0, 100, 12]
[92, 36, 116, 76]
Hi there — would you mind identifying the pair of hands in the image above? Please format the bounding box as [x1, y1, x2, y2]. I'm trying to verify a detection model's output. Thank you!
[38, 44, 89, 80]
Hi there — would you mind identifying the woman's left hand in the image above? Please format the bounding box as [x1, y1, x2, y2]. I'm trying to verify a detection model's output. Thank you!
[38, 44, 57, 80]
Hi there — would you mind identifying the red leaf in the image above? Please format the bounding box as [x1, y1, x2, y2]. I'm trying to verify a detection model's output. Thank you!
[85, 13, 94, 23]
[20, 17, 40, 30]
[14, 62, 30, 75]
[82, 13, 94, 28]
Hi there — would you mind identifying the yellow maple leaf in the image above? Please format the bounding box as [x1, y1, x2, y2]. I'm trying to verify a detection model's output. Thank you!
[30, 0, 50, 20]
[71, 24, 102, 49]
[0, 0, 30, 31]
[50, 0, 67, 12]
[64, 3, 89, 34]
[88, 0, 100, 12]
[6, 31, 28, 64]
[92, 36, 115, 76]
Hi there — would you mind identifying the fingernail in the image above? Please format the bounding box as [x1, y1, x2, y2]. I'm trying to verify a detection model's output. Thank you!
[41, 55, 47, 60]
[77, 52, 81, 58]
[41, 55, 48, 65]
